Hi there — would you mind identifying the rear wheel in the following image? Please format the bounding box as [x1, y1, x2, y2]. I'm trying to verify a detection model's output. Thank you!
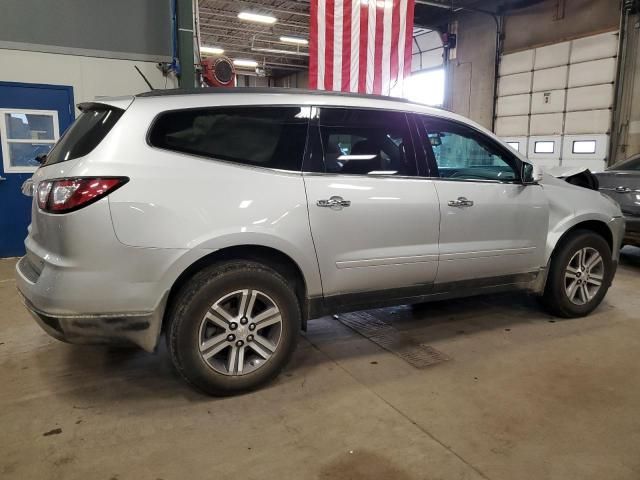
[541, 230, 613, 318]
[167, 261, 300, 395]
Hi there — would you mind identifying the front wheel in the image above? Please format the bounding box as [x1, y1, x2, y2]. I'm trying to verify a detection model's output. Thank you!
[541, 230, 613, 318]
[166, 261, 300, 396]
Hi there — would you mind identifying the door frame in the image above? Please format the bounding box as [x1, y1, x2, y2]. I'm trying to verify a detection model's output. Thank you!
[0, 81, 74, 175]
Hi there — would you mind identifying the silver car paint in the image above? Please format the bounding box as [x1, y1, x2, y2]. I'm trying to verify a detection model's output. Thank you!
[16, 91, 624, 351]
[304, 174, 440, 295]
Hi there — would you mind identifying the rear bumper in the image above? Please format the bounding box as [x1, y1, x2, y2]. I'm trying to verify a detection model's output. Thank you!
[14, 236, 179, 352]
[18, 290, 166, 352]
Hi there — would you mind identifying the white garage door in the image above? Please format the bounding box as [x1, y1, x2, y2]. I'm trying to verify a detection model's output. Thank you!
[495, 31, 619, 171]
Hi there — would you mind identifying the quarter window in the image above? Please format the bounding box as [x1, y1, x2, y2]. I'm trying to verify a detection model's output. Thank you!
[309, 108, 418, 176]
[149, 106, 309, 171]
[419, 117, 520, 182]
[44, 107, 123, 166]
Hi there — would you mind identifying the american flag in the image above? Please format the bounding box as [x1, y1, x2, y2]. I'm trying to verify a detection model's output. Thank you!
[309, 0, 415, 95]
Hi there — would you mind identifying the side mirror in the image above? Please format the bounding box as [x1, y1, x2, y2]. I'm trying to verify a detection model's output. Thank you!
[522, 161, 543, 184]
[35, 153, 47, 165]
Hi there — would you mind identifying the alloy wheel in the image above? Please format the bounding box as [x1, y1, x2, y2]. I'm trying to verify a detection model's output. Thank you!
[564, 247, 604, 306]
[198, 289, 283, 375]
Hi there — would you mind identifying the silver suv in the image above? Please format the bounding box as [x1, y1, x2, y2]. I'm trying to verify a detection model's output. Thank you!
[16, 88, 624, 395]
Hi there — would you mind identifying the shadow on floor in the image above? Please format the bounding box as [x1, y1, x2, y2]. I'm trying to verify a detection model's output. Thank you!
[620, 245, 640, 269]
[35, 252, 637, 404]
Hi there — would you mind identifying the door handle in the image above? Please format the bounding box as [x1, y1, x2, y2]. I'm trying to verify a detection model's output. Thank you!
[448, 196, 474, 207]
[615, 186, 631, 193]
[317, 196, 351, 208]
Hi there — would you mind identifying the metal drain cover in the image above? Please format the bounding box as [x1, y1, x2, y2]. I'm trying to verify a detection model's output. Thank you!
[337, 311, 450, 368]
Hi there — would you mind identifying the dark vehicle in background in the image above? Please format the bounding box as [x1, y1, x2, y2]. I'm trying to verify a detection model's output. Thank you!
[597, 154, 640, 247]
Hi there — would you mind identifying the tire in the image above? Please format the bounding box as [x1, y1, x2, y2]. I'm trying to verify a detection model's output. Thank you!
[166, 260, 300, 396]
[540, 230, 613, 318]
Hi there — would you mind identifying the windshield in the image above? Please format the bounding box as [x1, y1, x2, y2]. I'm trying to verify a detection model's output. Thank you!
[44, 107, 123, 166]
[609, 156, 640, 171]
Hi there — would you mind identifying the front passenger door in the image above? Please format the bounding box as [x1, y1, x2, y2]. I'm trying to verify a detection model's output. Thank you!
[416, 115, 548, 284]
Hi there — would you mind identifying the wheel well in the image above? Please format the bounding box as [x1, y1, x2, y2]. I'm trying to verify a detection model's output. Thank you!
[163, 245, 308, 332]
[560, 220, 613, 252]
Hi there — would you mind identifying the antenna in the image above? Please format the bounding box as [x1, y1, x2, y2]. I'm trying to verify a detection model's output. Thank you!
[134, 66, 154, 90]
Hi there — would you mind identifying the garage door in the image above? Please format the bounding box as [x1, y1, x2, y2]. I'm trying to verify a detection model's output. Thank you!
[495, 31, 618, 171]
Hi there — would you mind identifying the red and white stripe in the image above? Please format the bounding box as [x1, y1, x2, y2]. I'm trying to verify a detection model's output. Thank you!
[309, 0, 415, 95]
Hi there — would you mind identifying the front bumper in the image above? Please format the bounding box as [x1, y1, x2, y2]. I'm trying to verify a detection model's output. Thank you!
[610, 216, 626, 260]
[623, 215, 640, 246]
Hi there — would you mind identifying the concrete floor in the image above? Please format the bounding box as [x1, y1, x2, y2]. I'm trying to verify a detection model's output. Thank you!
[1, 249, 640, 480]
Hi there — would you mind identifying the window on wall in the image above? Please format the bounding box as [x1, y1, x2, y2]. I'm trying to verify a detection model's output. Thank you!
[572, 140, 596, 154]
[399, 68, 445, 106]
[534, 141, 555, 154]
[0, 110, 59, 172]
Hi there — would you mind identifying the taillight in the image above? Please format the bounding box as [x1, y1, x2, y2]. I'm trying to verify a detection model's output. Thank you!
[36, 177, 128, 214]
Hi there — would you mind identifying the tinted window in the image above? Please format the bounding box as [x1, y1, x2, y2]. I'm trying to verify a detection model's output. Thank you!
[419, 117, 519, 182]
[45, 108, 123, 166]
[310, 108, 417, 176]
[610, 156, 640, 171]
[149, 106, 309, 171]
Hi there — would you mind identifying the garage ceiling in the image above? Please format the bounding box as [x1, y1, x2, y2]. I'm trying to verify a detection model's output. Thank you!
[198, 0, 311, 74]
[197, 0, 535, 76]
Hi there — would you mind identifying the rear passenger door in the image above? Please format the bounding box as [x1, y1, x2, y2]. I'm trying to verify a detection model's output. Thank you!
[303, 107, 440, 298]
[415, 115, 548, 284]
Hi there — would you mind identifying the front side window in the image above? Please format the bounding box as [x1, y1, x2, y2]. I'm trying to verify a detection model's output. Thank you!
[149, 106, 309, 171]
[310, 108, 417, 176]
[419, 117, 520, 182]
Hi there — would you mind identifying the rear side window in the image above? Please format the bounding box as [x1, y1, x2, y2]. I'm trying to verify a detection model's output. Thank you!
[148, 106, 309, 171]
[308, 108, 417, 176]
[45, 108, 123, 166]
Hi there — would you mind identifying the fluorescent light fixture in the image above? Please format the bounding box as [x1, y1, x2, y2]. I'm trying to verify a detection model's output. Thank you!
[280, 36, 308, 45]
[233, 59, 258, 68]
[238, 12, 277, 24]
[337, 154, 377, 160]
[200, 46, 224, 55]
[252, 47, 307, 56]
[572, 140, 596, 154]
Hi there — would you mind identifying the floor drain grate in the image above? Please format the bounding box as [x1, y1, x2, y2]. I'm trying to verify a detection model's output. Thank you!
[337, 311, 450, 368]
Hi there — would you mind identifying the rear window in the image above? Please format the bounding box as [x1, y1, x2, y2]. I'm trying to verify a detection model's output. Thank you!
[148, 106, 309, 171]
[44, 107, 123, 166]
